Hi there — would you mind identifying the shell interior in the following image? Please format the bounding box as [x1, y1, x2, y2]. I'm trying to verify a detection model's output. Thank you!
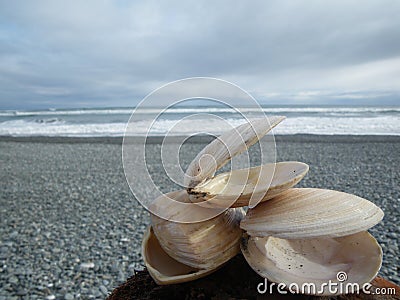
[189, 161, 309, 208]
[142, 227, 216, 285]
[241, 231, 382, 295]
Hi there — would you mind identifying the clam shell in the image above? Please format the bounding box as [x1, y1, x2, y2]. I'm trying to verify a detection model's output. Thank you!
[149, 189, 222, 223]
[184, 116, 285, 189]
[151, 190, 245, 269]
[241, 188, 384, 239]
[189, 161, 309, 208]
[142, 226, 217, 285]
[241, 231, 382, 295]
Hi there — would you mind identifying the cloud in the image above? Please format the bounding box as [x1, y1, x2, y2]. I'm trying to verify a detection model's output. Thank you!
[0, 0, 399, 108]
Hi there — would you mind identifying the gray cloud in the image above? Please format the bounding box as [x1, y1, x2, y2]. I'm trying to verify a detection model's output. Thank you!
[0, 0, 399, 109]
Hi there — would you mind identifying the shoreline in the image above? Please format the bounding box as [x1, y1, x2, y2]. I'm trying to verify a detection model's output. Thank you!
[1, 134, 400, 144]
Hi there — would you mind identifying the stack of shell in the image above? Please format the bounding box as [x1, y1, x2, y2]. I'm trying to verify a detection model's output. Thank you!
[141, 117, 383, 296]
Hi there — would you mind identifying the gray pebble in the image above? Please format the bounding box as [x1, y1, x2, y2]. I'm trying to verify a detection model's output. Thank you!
[99, 285, 108, 295]
[392, 276, 400, 283]
[102, 279, 110, 286]
[64, 293, 74, 300]
[8, 276, 18, 284]
[9, 231, 18, 239]
[15, 289, 27, 296]
[80, 262, 95, 270]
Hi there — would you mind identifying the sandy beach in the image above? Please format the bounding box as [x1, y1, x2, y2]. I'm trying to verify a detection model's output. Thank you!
[0, 135, 399, 299]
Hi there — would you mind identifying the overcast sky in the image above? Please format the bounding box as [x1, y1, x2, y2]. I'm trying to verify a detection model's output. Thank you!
[1, 0, 400, 109]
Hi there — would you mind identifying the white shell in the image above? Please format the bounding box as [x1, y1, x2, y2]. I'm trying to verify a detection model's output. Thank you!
[149, 189, 222, 223]
[142, 226, 217, 285]
[241, 231, 382, 295]
[184, 116, 285, 189]
[241, 188, 384, 239]
[189, 161, 309, 208]
[140, 115, 385, 290]
[150, 190, 245, 269]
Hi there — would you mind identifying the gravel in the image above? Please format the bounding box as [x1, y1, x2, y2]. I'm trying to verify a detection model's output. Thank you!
[0, 135, 399, 298]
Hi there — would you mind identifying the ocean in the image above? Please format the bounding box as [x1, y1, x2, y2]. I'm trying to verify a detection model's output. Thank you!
[0, 106, 399, 136]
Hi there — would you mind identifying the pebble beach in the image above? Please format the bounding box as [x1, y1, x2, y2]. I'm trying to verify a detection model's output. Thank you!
[0, 135, 399, 299]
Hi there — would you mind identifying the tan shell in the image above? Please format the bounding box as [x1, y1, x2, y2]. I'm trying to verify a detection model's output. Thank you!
[184, 116, 285, 189]
[148, 189, 222, 223]
[241, 231, 382, 295]
[141, 116, 385, 291]
[142, 226, 218, 285]
[188, 161, 309, 208]
[150, 190, 245, 269]
[241, 188, 384, 239]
